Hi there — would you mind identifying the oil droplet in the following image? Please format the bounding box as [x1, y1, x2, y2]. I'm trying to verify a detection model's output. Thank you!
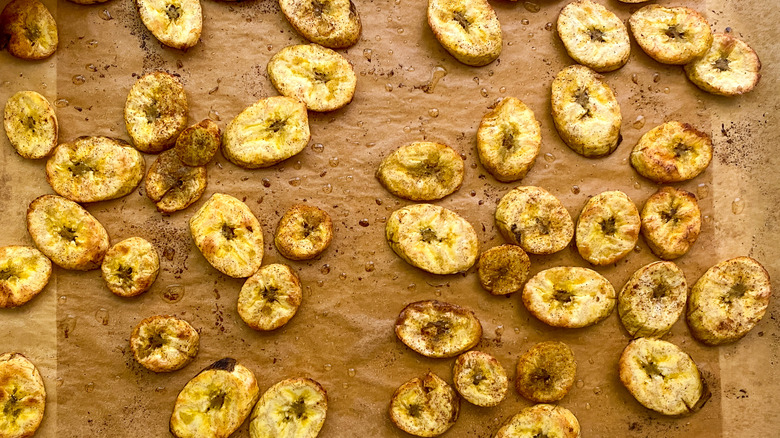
[406, 66, 415, 72]
[208, 109, 221, 121]
[523, 1, 541, 12]
[288, 177, 301, 186]
[697, 183, 709, 200]
[428, 108, 439, 118]
[72, 75, 86, 85]
[397, 27, 404, 34]
[99, 9, 113, 20]
[342, 382, 349, 389]
[58, 295, 67, 305]
[434, 290, 442, 297]
[544, 22, 553, 31]
[317, 280, 325, 287]
[499, 86, 506, 93]
[634, 245, 642, 253]
[633, 181, 641, 190]
[60, 315, 77, 338]
[85, 382, 95, 393]
[324, 364, 332, 371]
[703, 214, 713, 225]
[329, 157, 340, 167]
[86, 63, 98, 72]
[473, 77, 480, 85]
[528, 32, 534, 38]
[293, 160, 303, 170]
[362, 48, 373, 62]
[266, 44, 273, 51]
[663, 87, 671, 94]
[732, 197, 744, 214]
[402, 126, 411, 133]
[513, 327, 520, 334]
[261, 178, 271, 188]
[345, 175, 354, 183]
[55, 98, 69, 108]
[407, 283, 416, 291]
[631, 73, 639, 85]
[632, 115, 645, 130]
[585, 402, 591, 410]
[423, 65, 448, 94]
[521, 18, 530, 25]
[593, 386, 602, 395]
[480, 88, 488, 98]
[365, 261, 375, 272]
[320, 264, 331, 274]
[162, 284, 185, 303]
[543, 152, 555, 163]
[86, 40, 98, 49]
[55, 377, 64, 387]
[571, 185, 580, 194]
[359, 219, 370, 227]
[494, 325, 504, 337]
[385, 83, 393, 92]
[339, 272, 347, 280]
[348, 368, 356, 377]
[322, 183, 332, 194]
[95, 308, 109, 325]
[576, 379, 584, 389]
[155, 386, 165, 392]
[652, 73, 661, 83]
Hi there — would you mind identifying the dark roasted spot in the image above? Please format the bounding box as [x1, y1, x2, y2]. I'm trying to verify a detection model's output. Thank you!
[502, 132, 515, 150]
[313, 71, 329, 83]
[554, 289, 573, 303]
[535, 217, 551, 235]
[531, 368, 552, 384]
[723, 282, 748, 304]
[408, 403, 422, 417]
[221, 224, 236, 240]
[261, 286, 279, 303]
[207, 357, 237, 372]
[288, 397, 307, 420]
[25, 115, 37, 132]
[642, 360, 664, 378]
[269, 118, 286, 132]
[208, 392, 225, 411]
[312, 0, 326, 16]
[660, 204, 680, 223]
[599, 217, 617, 235]
[472, 372, 485, 386]
[575, 89, 589, 111]
[652, 282, 670, 299]
[59, 226, 78, 242]
[714, 57, 730, 71]
[665, 25, 685, 40]
[25, 25, 41, 43]
[420, 227, 438, 243]
[144, 104, 160, 123]
[589, 28, 605, 42]
[0, 268, 15, 281]
[454, 11, 470, 31]
[148, 332, 165, 350]
[69, 161, 93, 176]
[116, 265, 134, 284]
[673, 142, 692, 157]
[421, 319, 449, 338]
[302, 221, 315, 238]
[3, 391, 20, 417]
[165, 4, 182, 21]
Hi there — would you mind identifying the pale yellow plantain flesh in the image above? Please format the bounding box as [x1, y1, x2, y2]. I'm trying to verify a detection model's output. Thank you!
[685, 33, 762, 97]
[175, 118, 221, 167]
[557, 0, 631, 72]
[494, 404, 581, 438]
[575, 190, 640, 266]
[619, 261, 687, 338]
[0, 0, 57, 60]
[0, 246, 51, 308]
[124, 71, 188, 153]
[279, 0, 361, 49]
[395, 300, 482, 359]
[629, 5, 712, 65]
[452, 350, 507, 407]
[376, 141, 464, 201]
[427, 0, 502, 66]
[630, 121, 712, 183]
[130, 315, 199, 373]
[136, 0, 202, 50]
[515, 341, 576, 403]
[249, 377, 327, 438]
[476, 97, 541, 182]
[477, 244, 530, 296]
[238, 264, 302, 331]
[101, 237, 160, 298]
[640, 187, 701, 260]
[274, 204, 333, 261]
[145, 149, 207, 214]
[0, 353, 46, 438]
[495, 186, 573, 255]
[389, 372, 459, 437]
[3, 90, 57, 159]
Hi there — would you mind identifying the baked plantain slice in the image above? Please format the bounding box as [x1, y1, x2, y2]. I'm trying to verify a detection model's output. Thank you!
[279, 0, 361, 49]
[477, 244, 530, 296]
[619, 338, 710, 416]
[376, 142, 464, 201]
[515, 341, 576, 403]
[130, 315, 199, 373]
[145, 149, 207, 214]
[619, 261, 687, 338]
[249, 377, 327, 438]
[238, 264, 302, 331]
[136, 0, 202, 50]
[495, 186, 573, 255]
[640, 187, 701, 260]
[629, 5, 712, 65]
[687, 257, 771, 346]
[576, 190, 640, 266]
[0, 0, 57, 60]
[0, 353, 46, 438]
[427, 0, 502, 66]
[267, 44, 357, 112]
[170, 358, 260, 438]
[684, 33, 762, 97]
[389, 372, 459, 437]
[124, 71, 188, 153]
[476, 97, 541, 183]
[0, 246, 51, 308]
[522, 267, 616, 328]
[452, 350, 507, 407]
[395, 300, 482, 359]
[494, 404, 581, 438]
[551, 65, 622, 158]
[222, 96, 310, 169]
[175, 119, 220, 167]
[101, 237, 160, 298]
[386, 204, 478, 275]
[26, 195, 109, 271]
[46, 136, 145, 203]
[274, 204, 333, 261]
[557, 0, 631, 72]
[189, 193, 264, 278]
[630, 121, 712, 184]
[3, 90, 57, 159]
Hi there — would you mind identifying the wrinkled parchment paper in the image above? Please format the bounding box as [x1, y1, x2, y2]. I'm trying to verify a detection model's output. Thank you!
[1, 0, 778, 436]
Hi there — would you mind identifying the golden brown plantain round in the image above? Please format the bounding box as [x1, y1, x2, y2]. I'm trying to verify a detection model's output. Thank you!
[395, 300, 482, 359]
[3, 90, 57, 159]
[477, 244, 530, 296]
[515, 341, 576, 403]
[629, 5, 712, 65]
[0, 352, 46, 438]
[46, 136, 145, 203]
[26, 195, 109, 271]
[144, 149, 207, 214]
[619, 261, 687, 338]
[136, 0, 202, 50]
[495, 186, 573, 255]
[130, 315, 199, 373]
[427, 0, 502, 66]
[189, 193, 264, 278]
[452, 350, 507, 407]
[386, 204, 478, 275]
[249, 377, 327, 438]
[376, 142, 464, 201]
[238, 264, 302, 331]
[170, 358, 260, 438]
[494, 404, 581, 438]
[389, 372, 459, 437]
[522, 266, 616, 328]
[557, 0, 631, 72]
[279, 0, 361, 48]
[640, 187, 701, 260]
[576, 190, 640, 266]
[0, 246, 51, 309]
[687, 256, 771, 346]
[274, 204, 333, 261]
[0, 0, 57, 60]
[619, 337, 710, 416]
[124, 71, 188, 153]
[222, 96, 310, 169]
[476, 97, 541, 182]
[267, 44, 357, 112]
[630, 121, 712, 184]
[101, 237, 160, 298]
[684, 33, 761, 97]
[174, 119, 221, 167]
[551, 65, 622, 158]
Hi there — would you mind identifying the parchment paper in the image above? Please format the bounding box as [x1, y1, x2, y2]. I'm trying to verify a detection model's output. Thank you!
[1, 0, 778, 436]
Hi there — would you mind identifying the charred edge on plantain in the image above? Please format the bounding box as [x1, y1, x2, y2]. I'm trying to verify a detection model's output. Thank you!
[205, 357, 236, 372]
